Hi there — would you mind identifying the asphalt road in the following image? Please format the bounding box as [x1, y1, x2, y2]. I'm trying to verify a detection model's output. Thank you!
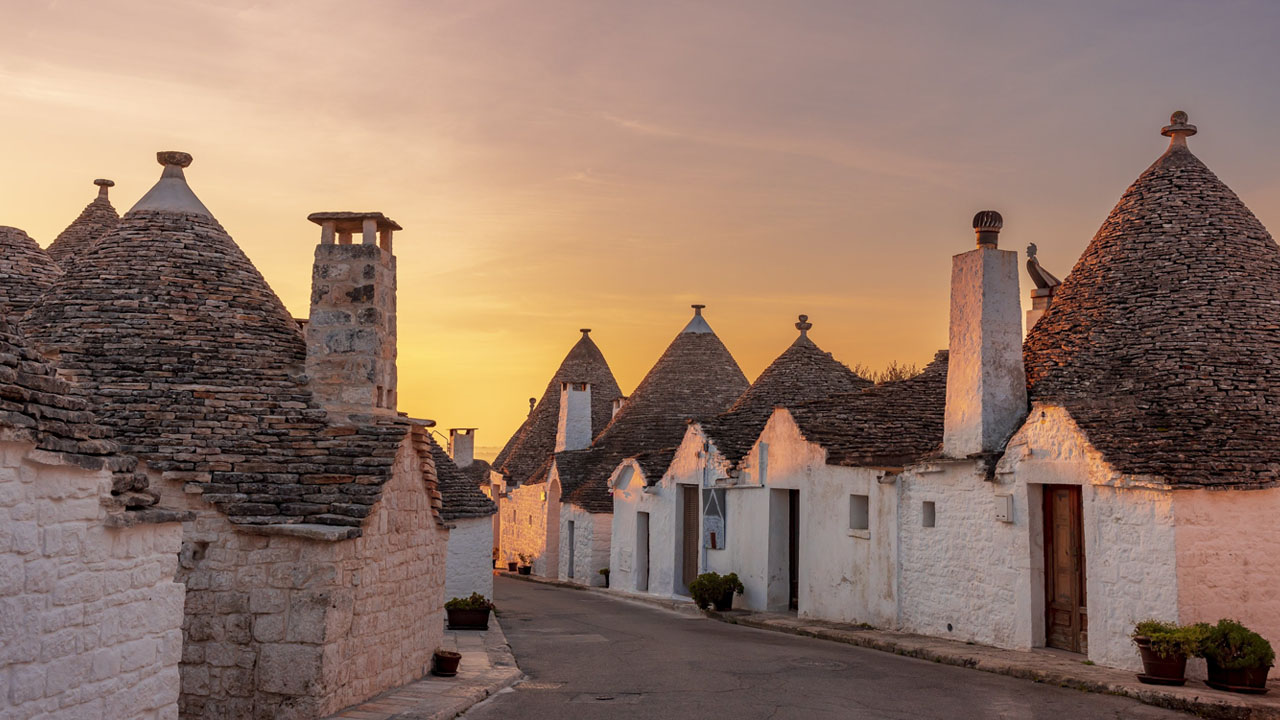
[464, 577, 1188, 720]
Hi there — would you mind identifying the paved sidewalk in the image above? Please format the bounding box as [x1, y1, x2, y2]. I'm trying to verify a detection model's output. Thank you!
[500, 571, 1280, 719]
[325, 615, 522, 720]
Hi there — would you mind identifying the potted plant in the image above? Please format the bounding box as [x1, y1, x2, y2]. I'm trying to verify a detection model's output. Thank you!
[506, 558, 518, 572]
[689, 572, 744, 611]
[1200, 619, 1274, 693]
[517, 553, 533, 575]
[1131, 619, 1204, 685]
[599, 567, 610, 588]
[445, 593, 494, 630]
[432, 648, 462, 677]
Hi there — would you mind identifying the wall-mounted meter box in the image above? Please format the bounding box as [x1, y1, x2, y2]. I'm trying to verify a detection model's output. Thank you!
[994, 495, 1013, 523]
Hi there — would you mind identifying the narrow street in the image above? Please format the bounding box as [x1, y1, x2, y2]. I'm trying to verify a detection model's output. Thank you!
[465, 578, 1187, 720]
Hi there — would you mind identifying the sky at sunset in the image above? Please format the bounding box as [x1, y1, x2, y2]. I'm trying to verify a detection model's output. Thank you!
[3, 1, 1279, 459]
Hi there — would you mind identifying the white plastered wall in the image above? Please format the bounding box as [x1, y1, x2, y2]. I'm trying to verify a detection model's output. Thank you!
[610, 459, 678, 596]
[0, 439, 185, 720]
[445, 516, 494, 601]
[558, 503, 611, 586]
[898, 403, 1179, 670]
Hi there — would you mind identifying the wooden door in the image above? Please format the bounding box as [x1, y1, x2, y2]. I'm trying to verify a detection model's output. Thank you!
[636, 512, 650, 592]
[566, 521, 575, 578]
[788, 489, 799, 611]
[1044, 485, 1087, 653]
[682, 486, 699, 590]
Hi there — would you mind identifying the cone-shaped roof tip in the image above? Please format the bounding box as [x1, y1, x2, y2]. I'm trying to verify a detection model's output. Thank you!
[129, 151, 211, 217]
[682, 304, 713, 334]
[580, 328, 591, 336]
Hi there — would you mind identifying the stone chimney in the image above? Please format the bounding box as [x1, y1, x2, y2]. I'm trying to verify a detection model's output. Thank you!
[449, 428, 476, 468]
[555, 382, 592, 452]
[943, 211, 1027, 458]
[305, 211, 401, 419]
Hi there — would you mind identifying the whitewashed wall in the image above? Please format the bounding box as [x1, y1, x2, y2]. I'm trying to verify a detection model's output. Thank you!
[899, 403, 1179, 670]
[610, 460, 674, 595]
[497, 481, 554, 575]
[445, 516, 494, 601]
[0, 439, 186, 720]
[559, 504, 611, 586]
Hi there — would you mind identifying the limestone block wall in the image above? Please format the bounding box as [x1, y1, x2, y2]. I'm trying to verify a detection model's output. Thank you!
[899, 404, 1180, 670]
[0, 439, 185, 720]
[1174, 488, 1280, 658]
[610, 460, 678, 596]
[558, 504, 610, 586]
[162, 436, 446, 720]
[498, 482, 552, 574]
[445, 516, 494, 601]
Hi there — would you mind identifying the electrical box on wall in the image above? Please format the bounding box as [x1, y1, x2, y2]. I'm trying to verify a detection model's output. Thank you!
[994, 495, 1013, 523]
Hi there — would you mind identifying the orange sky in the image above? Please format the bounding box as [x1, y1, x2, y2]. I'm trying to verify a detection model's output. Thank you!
[3, 1, 1279, 459]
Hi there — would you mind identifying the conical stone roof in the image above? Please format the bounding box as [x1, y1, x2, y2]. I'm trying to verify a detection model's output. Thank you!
[46, 179, 120, 268]
[1024, 113, 1280, 487]
[494, 329, 622, 485]
[559, 306, 750, 511]
[22, 151, 414, 528]
[701, 315, 870, 464]
[0, 226, 61, 319]
[790, 350, 949, 468]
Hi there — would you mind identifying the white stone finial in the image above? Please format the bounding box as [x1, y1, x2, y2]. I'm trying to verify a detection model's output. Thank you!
[128, 150, 212, 217]
[1161, 111, 1197, 147]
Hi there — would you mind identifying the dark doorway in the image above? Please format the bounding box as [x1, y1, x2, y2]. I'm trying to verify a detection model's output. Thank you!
[682, 485, 699, 591]
[788, 489, 799, 611]
[1044, 485, 1087, 653]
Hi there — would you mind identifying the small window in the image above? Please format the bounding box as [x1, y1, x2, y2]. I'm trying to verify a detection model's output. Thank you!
[849, 494, 869, 531]
[922, 501, 936, 528]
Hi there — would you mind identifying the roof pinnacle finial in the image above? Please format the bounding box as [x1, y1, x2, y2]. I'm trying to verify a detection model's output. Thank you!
[973, 210, 1003, 249]
[691, 304, 705, 316]
[528, 397, 536, 415]
[1161, 111, 1197, 147]
[93, 178, 114, 199]
[795, 314, 812, 337]
[580, 328, 591, 336]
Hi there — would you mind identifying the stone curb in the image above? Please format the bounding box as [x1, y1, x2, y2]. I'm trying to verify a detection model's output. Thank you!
[501, 572, 1279, 720]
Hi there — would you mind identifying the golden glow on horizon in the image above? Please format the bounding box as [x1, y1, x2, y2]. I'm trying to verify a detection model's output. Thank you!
[2, 2, 1279, 459]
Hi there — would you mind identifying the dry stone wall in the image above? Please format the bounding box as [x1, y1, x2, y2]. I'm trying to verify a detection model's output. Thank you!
[0, 439, 184, 720]
[162, 436, 446, 720]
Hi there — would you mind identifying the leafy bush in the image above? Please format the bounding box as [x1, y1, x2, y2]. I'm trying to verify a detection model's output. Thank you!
[518, 553, 532, 565]
[1132, 619, 1207, 659]
[1199, 619, 1275, 670]
[445, 593, 495, 611]
[689, 572, 744, 609]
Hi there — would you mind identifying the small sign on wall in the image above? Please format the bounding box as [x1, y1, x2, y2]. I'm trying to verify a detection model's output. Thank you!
[703, 488, 726, 549]
[995, 494, 1013, 523]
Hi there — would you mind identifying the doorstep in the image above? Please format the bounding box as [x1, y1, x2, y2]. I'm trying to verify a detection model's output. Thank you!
[324, 615, 523, 720]
[710, 610, 1280, 720]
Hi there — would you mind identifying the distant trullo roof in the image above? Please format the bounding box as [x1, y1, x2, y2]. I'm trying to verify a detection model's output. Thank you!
[45, 179, 120, 267]
[557, 305, 750, 512]
[493, 329, 622, 485]
[0, 226, 61, 319]
[22, 151, 429, 530]
[1024, 112, 1280, 488]
[700, 315, 871, 465]
[425, 436, 497, 521]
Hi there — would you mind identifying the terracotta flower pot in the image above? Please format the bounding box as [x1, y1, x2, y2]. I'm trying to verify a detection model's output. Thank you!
[507, 562, 518, 572]
[432, 650, 462, 677]
[1207, 659, 1271, 694]
[1134, 637, 1187, 686]
[518, 565, 532, 575]
[446, 607, 491, 631]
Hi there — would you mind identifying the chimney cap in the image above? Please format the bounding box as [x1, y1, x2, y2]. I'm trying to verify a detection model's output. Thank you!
[1162, 110, 1197, 141]
[796, 314, 812, 337]
[307, 211, 402, 233]
[156, 151, 193, 168]
[972, 210, 1003, 232]
[449, 427, 478, 432]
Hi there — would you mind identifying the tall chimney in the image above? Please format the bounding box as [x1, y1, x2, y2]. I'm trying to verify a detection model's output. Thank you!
[943, 211, 1027, 457]
[305, 211, 400, 419]
[449, 428, 476, 468]
[555, 382, 592, 452]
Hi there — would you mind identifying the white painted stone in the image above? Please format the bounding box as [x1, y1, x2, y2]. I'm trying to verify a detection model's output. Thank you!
[943, 247, 1026, 457]
[444, 516, 494, 600]
[558, 504, 611, 586]
[555, 382, 592, 452]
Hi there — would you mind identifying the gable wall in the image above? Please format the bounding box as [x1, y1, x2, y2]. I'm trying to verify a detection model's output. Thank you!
[558, 504, 610, 586]
[445, 516, 494, 601]
[497, 481, 552, 574]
